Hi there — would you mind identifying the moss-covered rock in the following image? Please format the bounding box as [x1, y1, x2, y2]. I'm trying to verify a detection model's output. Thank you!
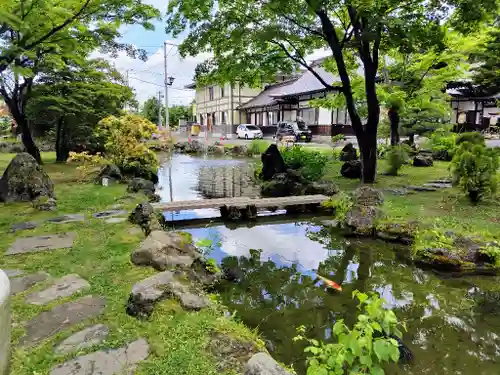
[0, 153, 55, 203]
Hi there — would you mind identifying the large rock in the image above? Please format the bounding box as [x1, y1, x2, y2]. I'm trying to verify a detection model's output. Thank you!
[98, 164, 122, 182]
[131, 230, 199, 271]
[413, 155, 434, 167]
[50, 339, 149, 375]
[340, 160, 361, 179]
[0, 153, 55, 203]
[340, 143, 358, 161]
[127, 178, 155, 195]
[352, 186, 384, 206]
[244, 353, 293, 375]
[305, 181, 339, 196]
[127, 178, 159, 202]
[345, 205, 382, 236]
[260, 144, 286, 181]
[126, 271, 210, 319]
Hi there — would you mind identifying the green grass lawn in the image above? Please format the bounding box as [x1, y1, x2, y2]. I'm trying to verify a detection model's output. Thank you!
[0, 152, 261, 375]
[323, 158, 500, 235]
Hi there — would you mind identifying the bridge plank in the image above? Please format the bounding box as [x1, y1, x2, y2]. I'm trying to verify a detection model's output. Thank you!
[151, 195, 329, 212]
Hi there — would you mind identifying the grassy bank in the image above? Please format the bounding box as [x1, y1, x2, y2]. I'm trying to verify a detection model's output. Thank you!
[0, 152, 261, 375]
[323, 157, 500, 235]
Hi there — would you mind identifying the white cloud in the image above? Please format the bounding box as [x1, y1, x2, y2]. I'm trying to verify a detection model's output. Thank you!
[91, 42, 211, 106]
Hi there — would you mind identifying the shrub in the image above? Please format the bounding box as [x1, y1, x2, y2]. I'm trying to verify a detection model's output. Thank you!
[429, 128, 457, 159]
[95, 114, 159, 180]
[281, 145, 328, 182]
[295, 291, 403, 375]
[456, 132, 485, 146]
[68, 151, 107, 181]
[322, 192, 353, 220]
[385, 144, 411, 176]
[451, 142, 499, 203]
[248, 139, 271, 155]
[377, 144, 390, 159]
[331, 134, 346, 144]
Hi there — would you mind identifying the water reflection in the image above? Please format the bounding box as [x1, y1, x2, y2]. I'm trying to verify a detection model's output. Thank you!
[157, 154, 500, 375]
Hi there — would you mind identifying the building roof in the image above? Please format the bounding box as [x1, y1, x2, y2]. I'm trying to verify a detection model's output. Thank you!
[185, 83, 196, 89]
[270, 63, 337, 98]
[237, 79, 298, 109]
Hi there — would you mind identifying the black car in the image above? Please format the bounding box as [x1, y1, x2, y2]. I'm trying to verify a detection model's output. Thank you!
[275, 121, 312, 142]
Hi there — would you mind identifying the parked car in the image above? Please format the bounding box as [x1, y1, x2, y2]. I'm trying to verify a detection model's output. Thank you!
[275, 121, 312, 142]
[236, 124, 264, 139]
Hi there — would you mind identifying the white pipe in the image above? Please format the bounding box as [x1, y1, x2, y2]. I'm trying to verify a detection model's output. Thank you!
[0, 270, 10, 375]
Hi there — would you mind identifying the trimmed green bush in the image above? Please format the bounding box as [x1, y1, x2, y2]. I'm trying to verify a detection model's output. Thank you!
[385, 144, 411, 176]
[281, 145, 328, 182]
[451, 142, 499, 203]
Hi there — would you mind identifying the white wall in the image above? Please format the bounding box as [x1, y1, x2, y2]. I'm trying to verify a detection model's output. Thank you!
[318, 108, 331, 124]
[0, 270, 10, 375]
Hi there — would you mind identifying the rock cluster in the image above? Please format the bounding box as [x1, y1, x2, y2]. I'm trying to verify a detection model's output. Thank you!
[260, 144, 338, 198]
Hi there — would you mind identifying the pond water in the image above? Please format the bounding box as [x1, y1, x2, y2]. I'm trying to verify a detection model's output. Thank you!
[157, 153, 500, 375]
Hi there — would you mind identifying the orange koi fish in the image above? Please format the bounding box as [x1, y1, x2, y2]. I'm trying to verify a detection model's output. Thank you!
[317, 275, 342, 292]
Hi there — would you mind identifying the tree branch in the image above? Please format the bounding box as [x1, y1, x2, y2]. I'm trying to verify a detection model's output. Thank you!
[280, 13, 324, 37]
[22, 0, 92, 51]
[270, 39, 334, 90]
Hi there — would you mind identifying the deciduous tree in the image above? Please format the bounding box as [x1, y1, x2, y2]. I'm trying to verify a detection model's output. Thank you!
[25, 59, 134, 162]
[167, 0, 497, 182]
[0, 0, 159, 163]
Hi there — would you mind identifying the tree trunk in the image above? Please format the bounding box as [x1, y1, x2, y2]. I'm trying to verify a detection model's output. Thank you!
[358, 134, 377, 183]
[4, 98, 42, 164]
[55, 118, 69, 162]
[408, 133, 415, 145]
[388, 108, 400, 146]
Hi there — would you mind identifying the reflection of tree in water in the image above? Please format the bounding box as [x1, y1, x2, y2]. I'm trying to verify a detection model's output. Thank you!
[216, 229, 500, 375]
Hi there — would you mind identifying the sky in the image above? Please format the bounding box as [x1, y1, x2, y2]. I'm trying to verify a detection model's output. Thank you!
[96, 0, 330, 107]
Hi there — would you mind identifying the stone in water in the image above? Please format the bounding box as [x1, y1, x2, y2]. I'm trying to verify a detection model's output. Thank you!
[6, 232, 76, 255]
[25, 274, 90, 305]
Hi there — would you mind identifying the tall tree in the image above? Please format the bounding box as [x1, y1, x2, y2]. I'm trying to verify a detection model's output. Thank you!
[167, 0, 496, 182]
[473, 26, 500, 94]
[0, 0, 159, 163]
[169, 105, 191, 127]
[25, 59, 134, 162]
[380, 33, 474, 144]
[141, 96, 164, 126]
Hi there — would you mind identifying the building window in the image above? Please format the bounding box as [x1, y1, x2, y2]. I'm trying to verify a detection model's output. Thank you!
[221, 86, 225, 97]
[208, 87, 214, 101]
[199, 115, 204, 125]
[221, 111, 227, 124]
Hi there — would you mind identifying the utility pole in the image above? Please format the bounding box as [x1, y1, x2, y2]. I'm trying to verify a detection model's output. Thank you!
[157, 90, 163, 129]
[163, 42, 169, 131]
[163, 41, 178, 131]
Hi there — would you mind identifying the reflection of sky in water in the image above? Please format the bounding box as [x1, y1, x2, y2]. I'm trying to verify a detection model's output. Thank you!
[156, 155, 500, 375]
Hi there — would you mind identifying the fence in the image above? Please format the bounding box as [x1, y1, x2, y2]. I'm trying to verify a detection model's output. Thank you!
[0, 270, 10, 375]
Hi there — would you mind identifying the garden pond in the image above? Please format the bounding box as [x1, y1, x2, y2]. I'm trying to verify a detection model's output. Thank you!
[157, 153, 500, 375]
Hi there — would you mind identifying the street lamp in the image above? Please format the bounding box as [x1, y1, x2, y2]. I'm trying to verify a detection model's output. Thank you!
[167, 76, 175, 86]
